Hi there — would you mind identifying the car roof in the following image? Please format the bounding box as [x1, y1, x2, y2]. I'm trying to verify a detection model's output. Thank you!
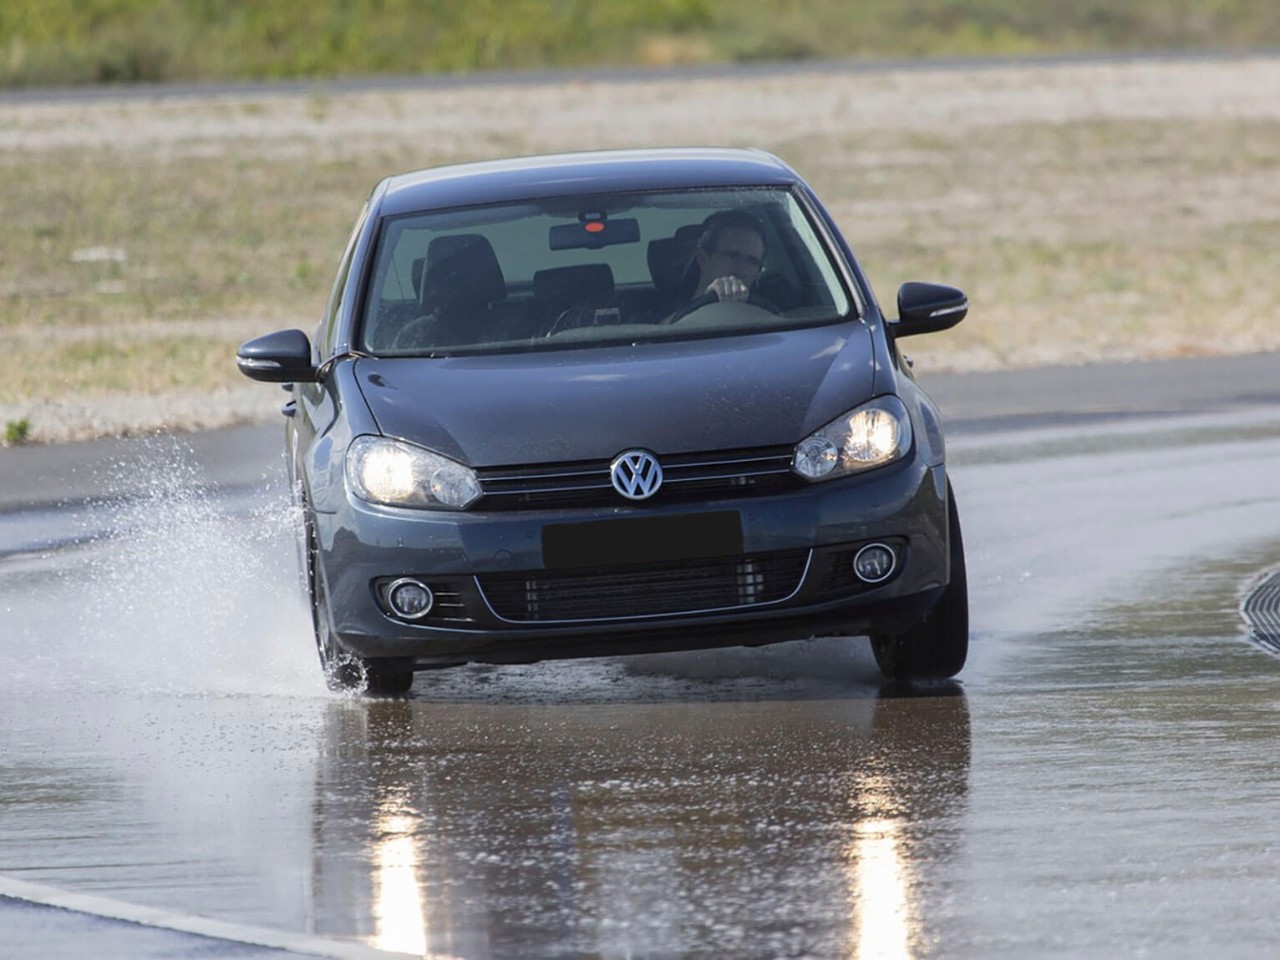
[375, 148, 805, 216]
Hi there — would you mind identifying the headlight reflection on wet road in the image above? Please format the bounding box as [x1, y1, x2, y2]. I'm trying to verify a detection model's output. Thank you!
[848, 812, 912, 960]
[372, 797, 428, 958]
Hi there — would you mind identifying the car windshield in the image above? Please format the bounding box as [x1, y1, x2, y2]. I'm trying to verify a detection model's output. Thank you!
[356, 186, 855, 356]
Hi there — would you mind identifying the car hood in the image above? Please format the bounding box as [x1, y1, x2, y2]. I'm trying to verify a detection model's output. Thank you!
[353, 324, 877, 466]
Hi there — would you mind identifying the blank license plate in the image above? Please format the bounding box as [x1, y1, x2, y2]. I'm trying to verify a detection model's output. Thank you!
[542, 511, 743, 571]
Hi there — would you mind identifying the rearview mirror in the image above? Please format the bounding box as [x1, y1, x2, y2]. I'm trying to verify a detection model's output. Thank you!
[236, 329, 317, 383]
[891, 282, 968, 337]
[550, 216, 640, 250]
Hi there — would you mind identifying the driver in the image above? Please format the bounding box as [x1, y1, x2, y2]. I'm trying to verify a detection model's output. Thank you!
[690, 209, 766, 304]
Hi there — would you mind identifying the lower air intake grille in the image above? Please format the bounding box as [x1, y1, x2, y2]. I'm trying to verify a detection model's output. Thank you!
[477, 550, 810, 623]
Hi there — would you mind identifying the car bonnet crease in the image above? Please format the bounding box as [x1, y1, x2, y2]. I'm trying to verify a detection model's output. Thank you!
[351, 324, 875, 467]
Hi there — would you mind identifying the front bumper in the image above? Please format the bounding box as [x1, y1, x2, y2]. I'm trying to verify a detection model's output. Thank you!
[312, 453, 950, 665]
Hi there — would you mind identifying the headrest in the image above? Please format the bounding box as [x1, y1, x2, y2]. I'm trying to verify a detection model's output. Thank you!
[421, 234, 506, 310]
[647, 224, 701, 295]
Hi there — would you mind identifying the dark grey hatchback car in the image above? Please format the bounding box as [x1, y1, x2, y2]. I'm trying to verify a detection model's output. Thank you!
[237, 147, 970, 695]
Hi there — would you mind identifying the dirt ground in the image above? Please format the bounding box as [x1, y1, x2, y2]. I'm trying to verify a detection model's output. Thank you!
[7, 56, 1280, 153]
[2, 54, 1278, 442]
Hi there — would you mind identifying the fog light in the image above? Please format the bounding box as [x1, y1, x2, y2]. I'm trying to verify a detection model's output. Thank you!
[386, 578, 434, 619]
[853, 543, 897, 584]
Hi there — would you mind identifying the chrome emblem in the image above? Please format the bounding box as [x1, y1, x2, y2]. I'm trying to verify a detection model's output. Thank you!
[610, 450, 663, 500]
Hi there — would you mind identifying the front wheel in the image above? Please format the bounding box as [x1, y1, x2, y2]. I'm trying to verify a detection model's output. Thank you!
[306, 515, 414, 696]
[870, 483, 969, 682]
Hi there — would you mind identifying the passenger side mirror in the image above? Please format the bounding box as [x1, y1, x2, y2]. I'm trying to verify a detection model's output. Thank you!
[236, 329, 317, 383]
[891, 282, 968, 337]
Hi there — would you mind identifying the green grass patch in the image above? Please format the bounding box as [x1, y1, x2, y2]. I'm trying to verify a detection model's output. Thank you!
[3, 1, 1280, 87]
[788, 115, 1280, 367]
[3, 417, 31, 445]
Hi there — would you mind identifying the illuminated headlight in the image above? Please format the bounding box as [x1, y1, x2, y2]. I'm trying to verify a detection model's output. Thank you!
[346, 436, 481, 510]
[792, 396, 913, 481]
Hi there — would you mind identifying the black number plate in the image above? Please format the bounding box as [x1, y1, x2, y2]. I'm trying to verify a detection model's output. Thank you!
[542, 511, 743, 571]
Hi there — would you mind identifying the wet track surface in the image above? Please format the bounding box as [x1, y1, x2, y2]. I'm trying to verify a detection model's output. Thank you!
[2, 357, 1280, 958]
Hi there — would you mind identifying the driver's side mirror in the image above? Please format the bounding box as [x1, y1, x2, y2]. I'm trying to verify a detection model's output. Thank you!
[891, 282, 968, 337]
[236, 329, 317, 383]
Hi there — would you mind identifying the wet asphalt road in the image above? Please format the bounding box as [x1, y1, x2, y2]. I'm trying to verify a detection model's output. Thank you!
[1, 354, 1279, 959]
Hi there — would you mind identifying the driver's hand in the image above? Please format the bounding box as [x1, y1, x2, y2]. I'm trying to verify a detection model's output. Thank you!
[707, 276, 749, 302]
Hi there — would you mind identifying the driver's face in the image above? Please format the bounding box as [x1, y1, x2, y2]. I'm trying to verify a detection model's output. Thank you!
[700, 227, 765, 284]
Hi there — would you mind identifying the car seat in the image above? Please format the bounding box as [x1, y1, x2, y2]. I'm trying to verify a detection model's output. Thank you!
[532, 263, 616, 331]
[414, 234, 508, 346]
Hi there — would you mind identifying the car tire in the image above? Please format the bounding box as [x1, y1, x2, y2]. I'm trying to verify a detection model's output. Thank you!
[870, 482, 969, 682]
[361, 664, 415, 697]
[305, 512, 414, 697]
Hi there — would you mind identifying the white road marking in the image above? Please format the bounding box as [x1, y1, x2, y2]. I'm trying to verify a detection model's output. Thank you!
[0, 876, 433, 960]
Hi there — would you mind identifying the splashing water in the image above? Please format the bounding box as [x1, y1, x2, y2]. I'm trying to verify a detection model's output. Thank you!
[1, 434, 324, 698]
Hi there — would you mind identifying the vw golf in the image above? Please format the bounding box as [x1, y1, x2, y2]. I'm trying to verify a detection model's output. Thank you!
[237, 147, 969, 694]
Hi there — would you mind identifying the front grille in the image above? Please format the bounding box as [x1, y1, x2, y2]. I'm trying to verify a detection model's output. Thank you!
[474, 446, 800, 510]
[476, 549, 810, 622]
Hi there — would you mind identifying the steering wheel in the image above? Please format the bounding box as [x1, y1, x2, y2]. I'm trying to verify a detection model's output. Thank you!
[666, 291, 781, 325]
[389, 313, 437, 351]
[545, 302, 625, 337]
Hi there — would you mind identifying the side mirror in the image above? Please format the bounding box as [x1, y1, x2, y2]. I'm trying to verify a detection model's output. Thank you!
[236, 329, 317, 383]
[891, 282, 968, 337]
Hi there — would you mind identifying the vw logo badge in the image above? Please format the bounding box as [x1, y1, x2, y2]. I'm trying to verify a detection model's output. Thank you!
[610, 450, 663, 500]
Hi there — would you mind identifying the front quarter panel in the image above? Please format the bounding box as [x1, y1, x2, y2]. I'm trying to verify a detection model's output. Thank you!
[898, 375, 947, 469]
[301, 360, 379, 516]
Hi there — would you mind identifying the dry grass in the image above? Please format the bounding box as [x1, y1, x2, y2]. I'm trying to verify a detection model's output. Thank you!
[797, 115, 1280, 369]
[1, 56, 1278, 441]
